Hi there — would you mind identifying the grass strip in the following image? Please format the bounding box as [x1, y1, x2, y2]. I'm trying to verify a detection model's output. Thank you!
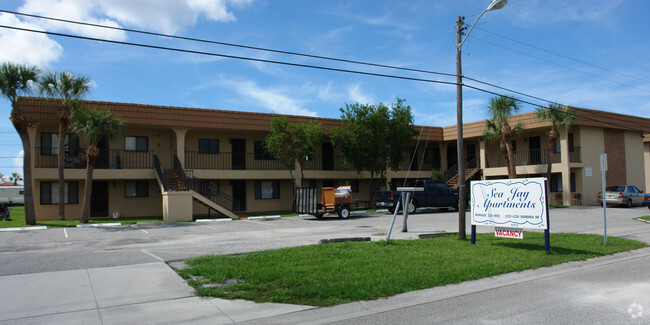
[177, 233, 646, 307]
[0, 206, 161, 228]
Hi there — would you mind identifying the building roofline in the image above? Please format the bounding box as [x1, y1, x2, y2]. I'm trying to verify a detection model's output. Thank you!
[17, 97, 649, 141]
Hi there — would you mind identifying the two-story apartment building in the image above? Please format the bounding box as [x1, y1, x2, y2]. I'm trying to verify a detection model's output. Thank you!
[17, 97, 650, 221]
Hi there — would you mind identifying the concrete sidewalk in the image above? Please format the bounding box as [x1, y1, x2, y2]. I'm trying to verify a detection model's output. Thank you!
[0, 262, 313, 324]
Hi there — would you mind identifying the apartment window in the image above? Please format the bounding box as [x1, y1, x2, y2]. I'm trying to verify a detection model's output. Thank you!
[511, 141, 517, 153]
[199, 139, 219, 154]
[255, 180, 279, 199]
[125, 136, 148, 152]
[254, 141, 275, 160]
[125, 181, 149, 198]
[302, 179, 316, 188]
[40, 181, 78, 205]
[550, 174, 563, 192]
[40, 133, 79, 156]
[344, 180, 359, 193]
[568, 133, 575, 152]
[554, 138, 561, 153]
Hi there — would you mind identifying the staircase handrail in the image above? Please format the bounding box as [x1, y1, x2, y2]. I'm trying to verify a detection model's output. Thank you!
[153, 155, 168, 191]
[444, 157, 480, 183]
[173, 155, 242, 212]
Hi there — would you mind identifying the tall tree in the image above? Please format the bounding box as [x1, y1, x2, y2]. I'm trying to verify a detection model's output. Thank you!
[10, 172, 22, 185]
[70, 105, 123, 223]
[0, 62, 39, 225]
[483, 96, 524, 179]
[331, 98, 417, 201]
[38, 71, 91, 220]
[536, 103, 576, 194]
[265, 116, 322, 187]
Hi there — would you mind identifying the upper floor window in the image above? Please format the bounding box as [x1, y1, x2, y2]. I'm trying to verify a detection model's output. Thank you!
[254, 141, 275, 160]
[199, 139, 219, 154]
[40, 133, 79, 156]
[125, 136, 148, 152]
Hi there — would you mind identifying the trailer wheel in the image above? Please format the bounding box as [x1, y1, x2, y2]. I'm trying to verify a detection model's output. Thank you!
[338, 206, 351, 219]
[407, 201, 416, 214]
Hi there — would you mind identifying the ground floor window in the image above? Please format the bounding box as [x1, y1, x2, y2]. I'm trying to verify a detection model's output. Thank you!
[344, 179, 359, 193]
[125, 181, 149, 198]
[40, 181, 78, 205]
[255, 180, 279, 199]
[550, 173, 577, 192]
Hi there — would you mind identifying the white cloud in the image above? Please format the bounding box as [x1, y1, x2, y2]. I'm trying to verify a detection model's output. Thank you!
[0, 13, 63, 67]
[13, 151, 24, 173]
[347, 83, 373, 104]
[511, 0, 624, 26]
[218, 78, 318, 117]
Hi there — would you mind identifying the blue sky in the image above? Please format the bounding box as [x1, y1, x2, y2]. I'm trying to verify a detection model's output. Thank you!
[1, 0, 649, 180]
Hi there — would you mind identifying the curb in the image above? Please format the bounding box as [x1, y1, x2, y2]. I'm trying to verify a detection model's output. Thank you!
[247, 215, 281, 221]
[77, 223, 122, 228]
[0, 226, 47, 232]
[195, 218, 233, 223]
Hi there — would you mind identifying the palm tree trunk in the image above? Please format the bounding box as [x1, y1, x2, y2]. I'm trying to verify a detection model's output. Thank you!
[79, 150, 96, 223]
[57, 118, 67, 220]
[15, 126, 36, 225]
[505, 142, 517, 179]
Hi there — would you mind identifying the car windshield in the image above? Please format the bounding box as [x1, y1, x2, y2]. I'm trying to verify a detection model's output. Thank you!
[606, 186, 626, 192]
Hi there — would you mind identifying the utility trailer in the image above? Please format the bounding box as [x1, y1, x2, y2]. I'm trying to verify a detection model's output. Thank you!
[295, 186, 372, 219]
[0, 186, 24, 205]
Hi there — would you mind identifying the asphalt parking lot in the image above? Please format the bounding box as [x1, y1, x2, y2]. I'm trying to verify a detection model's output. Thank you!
[1, 206, 649, 276]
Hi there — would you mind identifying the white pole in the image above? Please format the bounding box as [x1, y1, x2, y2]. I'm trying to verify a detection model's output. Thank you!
[600, 154, 607, 245]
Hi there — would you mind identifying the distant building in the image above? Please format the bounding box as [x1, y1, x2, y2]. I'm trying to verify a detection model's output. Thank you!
[17, 97, 650, 221]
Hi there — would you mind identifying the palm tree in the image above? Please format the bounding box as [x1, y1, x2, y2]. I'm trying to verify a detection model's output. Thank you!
[70, 105, 123, 223]
[10, 172, 22, 185]
[38, 71, 91, 220]
[536, 103, 576, 193]
[483, 96, 524, 179]
[0, 62, 39, 225]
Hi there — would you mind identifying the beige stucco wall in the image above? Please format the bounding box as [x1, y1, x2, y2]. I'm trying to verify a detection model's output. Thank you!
[625, 132, 647, 191]
[578, 127, 605, 205]
[645, 142, 650, 192]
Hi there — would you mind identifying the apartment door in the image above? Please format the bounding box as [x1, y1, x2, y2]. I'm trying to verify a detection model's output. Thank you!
[322, 143, 333, 171]
[95, 138, 109, 169]
[529, 136, 541, 165]
[466, 143, 477, 168]
[231, 139, 246, 170]
[90, 181, 109, 218]
[231, 181, 246, 211]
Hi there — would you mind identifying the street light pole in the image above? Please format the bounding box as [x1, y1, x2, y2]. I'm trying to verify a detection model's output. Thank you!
[456, 0, 507, 239]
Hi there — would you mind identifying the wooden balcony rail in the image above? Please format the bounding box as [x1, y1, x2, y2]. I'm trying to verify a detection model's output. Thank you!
[184, 151, 285, 170]
[484, 147, 581, 168]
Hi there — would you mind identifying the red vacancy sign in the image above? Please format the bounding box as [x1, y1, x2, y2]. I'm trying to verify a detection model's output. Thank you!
[495, 228, 523, 239]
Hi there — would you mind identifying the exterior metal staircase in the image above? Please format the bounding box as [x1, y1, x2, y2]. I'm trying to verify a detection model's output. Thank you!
[154, 155, 241, 219]
[444, 158, 481, 190]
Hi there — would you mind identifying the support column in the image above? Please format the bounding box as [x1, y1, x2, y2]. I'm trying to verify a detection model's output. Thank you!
[173, 128, 190, 166]
[479, 139, 486, 172]
[440, 142, 448, 172]
[559, 129, 571, 206]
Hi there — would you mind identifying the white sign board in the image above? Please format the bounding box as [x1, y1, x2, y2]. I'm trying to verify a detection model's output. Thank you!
[495, 228, 523, 239]
[471, 178, 548, 230]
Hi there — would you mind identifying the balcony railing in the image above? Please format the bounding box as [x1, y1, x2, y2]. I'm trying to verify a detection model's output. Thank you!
[484, 147, 581, 168]
[302, 154, 353, 171]
[184, 151, 285, 170]
[35, 147, 154, 169]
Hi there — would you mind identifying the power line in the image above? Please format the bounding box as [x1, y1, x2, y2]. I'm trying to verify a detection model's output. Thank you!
[0, 25, 460, 88]
[0, 9, 457, 79]
[476, 27, 650, 85]
[0, 22, 647, 135]
[470, 36, 650, 94]
[4, 9, 644, 129]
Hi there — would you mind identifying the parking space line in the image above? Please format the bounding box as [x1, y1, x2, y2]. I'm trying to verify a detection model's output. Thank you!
[141, 249, 165, 262]
[200, 225, 220, 230]
[63, 228, 68, 238]
[132, 225, 149, 233]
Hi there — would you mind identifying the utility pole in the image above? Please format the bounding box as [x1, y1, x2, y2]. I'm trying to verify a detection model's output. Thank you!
[456, 16, 467, 239]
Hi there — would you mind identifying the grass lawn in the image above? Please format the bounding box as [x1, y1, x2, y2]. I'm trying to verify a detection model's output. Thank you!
[176, 233, 646, 307]
[0, 206, 161, 228]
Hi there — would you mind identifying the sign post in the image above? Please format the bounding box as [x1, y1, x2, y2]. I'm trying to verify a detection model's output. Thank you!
[601, 154, 607, 245]
[470, 178, 550, 252]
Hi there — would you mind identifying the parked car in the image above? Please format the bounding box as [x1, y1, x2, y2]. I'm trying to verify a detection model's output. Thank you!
[376, 179, 459, 214]
[644, 193, 650, 209]
[597, 185, 645, 208]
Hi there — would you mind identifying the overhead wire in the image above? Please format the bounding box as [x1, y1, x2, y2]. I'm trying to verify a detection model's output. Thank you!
[0, 15, 647, 135]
